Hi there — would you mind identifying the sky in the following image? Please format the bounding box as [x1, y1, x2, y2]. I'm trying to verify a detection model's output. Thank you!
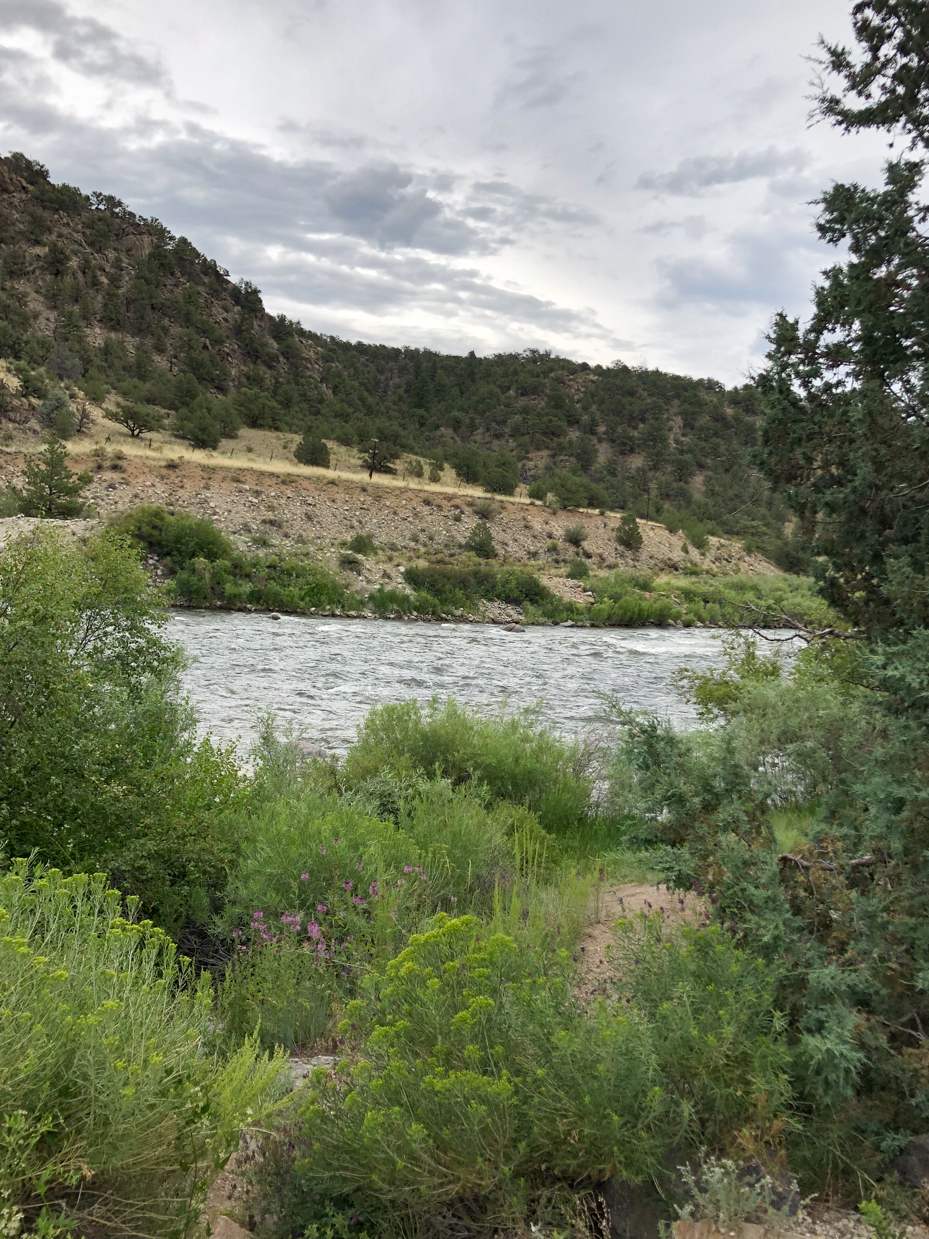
[0, 0, 890, 384]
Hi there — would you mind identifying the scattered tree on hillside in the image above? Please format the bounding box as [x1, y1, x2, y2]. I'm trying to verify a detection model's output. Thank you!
[295, 432, 330, 468]
[616, 512, 643, 553]
[108, 401, 165, 438]
[463, 520, 497, 560]
[11, 434, 91, 517]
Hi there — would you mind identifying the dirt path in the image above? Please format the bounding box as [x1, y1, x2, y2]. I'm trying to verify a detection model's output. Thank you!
[576, 882, 704, 1004]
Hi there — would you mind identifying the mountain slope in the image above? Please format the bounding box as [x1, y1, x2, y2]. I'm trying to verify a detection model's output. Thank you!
[0, 151, 802, 567]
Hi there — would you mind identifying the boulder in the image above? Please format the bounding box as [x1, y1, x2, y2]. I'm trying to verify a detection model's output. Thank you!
[893, 1133, 929, 1188]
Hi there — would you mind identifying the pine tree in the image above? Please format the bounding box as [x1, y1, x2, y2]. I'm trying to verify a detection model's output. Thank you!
[295, 432, 330, 468]
[13, 434, 92, 518]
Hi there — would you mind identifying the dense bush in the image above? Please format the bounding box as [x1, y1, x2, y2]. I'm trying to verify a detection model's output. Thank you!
[0, 863, 282, 1236]
[0, 528, 244, 930]
[115, 505, 350, 614]
[404, 563, 551, 609]
[342, 698, 593, 833]
[256, 914, 672, 1236]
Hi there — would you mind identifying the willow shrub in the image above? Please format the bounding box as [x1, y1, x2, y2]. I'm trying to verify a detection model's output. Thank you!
[0, 863, 284, 1236]
[342, 698, 594, 834]
[257, 915, 675, 1237]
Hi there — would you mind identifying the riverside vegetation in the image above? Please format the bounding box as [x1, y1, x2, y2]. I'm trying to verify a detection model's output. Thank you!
[4, 2, 929, 1236]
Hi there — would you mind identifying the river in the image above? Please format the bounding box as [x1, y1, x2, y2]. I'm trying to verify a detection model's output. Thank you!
[168, 612, 774, 755]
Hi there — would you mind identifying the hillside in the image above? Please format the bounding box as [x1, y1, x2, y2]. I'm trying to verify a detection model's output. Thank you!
[0, 151, 803, 568]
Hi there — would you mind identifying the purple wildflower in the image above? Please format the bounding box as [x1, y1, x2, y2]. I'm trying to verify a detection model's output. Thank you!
[403, 865, 413, 873]
[343, 880, 353, 891]
[301, 872, 309, 881]
[307, 921, 321, 940]
[319, 846, 326, 854]
[317, 903, 328, 914]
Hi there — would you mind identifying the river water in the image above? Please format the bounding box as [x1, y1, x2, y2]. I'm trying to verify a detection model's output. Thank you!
[168, 612, 757, 755]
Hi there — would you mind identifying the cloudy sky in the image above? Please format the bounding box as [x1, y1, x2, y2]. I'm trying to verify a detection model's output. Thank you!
[0, 0, 889, 383]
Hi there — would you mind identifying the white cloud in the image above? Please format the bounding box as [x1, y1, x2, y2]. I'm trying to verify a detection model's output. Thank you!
[0, 0, 876, 381]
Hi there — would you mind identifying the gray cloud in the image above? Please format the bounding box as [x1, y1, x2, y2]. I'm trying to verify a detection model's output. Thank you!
[637, 146, 810, 196]
[0, 0, 168, 87]
[495, 46, 584, 111]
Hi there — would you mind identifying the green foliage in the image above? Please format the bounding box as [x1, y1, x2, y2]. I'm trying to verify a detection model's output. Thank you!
[347, 532, 376, 554]
[37, 387, 75, 438]
[403, 563, 550, 610]
[566, 557, 590, 579]
[257, 915, 671, 1237]
[342, 698, 593, 834]
[756, 4, 929, 634]
[859, 1200, 907, 1239]
[463, 518, 497, 559]
[0, 862, 284, 1235]
[616, 511, 643, 551]
[9, 434, 91, 517]
[174, 397, 221, 449]
[108, 399, 165, 438]
[295, 432, 330, 467]
[613, 916, 791, 1150]
[0, 529, 245, 928]
[564, 522, 588, 547]
[114, 505, 350, 614]
[114, 503, 233, 566]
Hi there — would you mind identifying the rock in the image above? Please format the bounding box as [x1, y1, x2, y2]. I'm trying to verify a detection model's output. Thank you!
[269, 613, 281, 620]
[602, 1177, 673, 1239]
[893, 1133, 929, 1188]
[502, 623, 525, 633]
[210, 1217, 252, 1239]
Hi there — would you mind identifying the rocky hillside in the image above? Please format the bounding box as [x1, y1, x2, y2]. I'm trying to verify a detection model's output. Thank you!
[0, 152, 805, 568]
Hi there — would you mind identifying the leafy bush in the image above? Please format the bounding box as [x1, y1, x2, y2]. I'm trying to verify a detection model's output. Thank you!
[567, 557, 590, 579]
[0, 862, 283, 1235]
[564, 522, 588, 547]
[114, 503, 233, 566]
[404, 563, 550, 609]
[342, 698, 593, 833]
[256, 915, 672, 1237]
[347, 532, 376, 554]
[115, 505, 350, 614]
[0, 528, 245, 930]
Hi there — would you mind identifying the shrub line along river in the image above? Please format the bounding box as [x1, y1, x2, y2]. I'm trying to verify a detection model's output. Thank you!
[169, 611, 784, 755]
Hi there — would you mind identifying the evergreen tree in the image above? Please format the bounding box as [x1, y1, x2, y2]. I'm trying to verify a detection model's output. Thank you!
[463, 520, 497, 560]
[757, 0, 929, 634]
[616, 512, 643, 552]
[12, 434, 91, 517]
[294, 432, 330, 468]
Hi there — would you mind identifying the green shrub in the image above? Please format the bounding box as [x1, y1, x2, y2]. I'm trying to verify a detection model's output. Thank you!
[173, 398, 221, 449]
[342, 698, 593, 834]
[114, 503, 234, 566]
[367, 585, 414, 616]
[613, 915, 791, 1151]
[0, 863, 283, 1235]
[257, 915, 672, 1237]
[567, 557, 590, 579]
[347, 532, 376, 554]
[404, 564, 550, 609]
[564, 522, 588, 547]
